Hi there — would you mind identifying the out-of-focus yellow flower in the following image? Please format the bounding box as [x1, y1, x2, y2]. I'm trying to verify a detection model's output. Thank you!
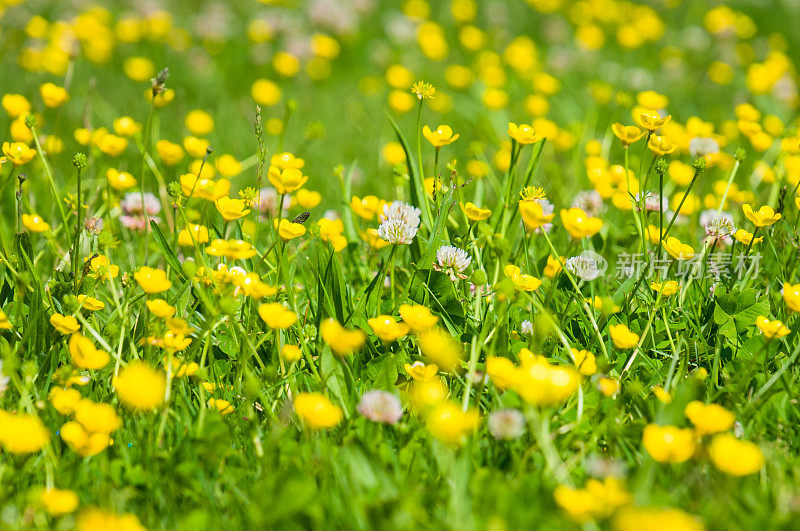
[180, 174, 230, 201]
[77, 295, 105, 311]
[404, 361, 438, 381]
[294, 392, 342, 429]
[708, 433, 764, 476]
[399, 304, 439, 331]
[22, 214, 49, 232]
[39, 488, 79, 516]
[507, 122, 543, 144]
[512, 358, 580, 406]
[251, 78, 282, 106]
[1, 94, 31, 118]
[258, 303, 297, 330]
[208, 398, 234, 415]
[613, 506, 704, 531]
[0, 411, 50, 454]
[598, 377, 620, 397]
[274, 218, 306, 240]
[114, 361, 166, 410]
[755, 315, 790, 339]
[39, 82, 69, 108]
[519, 199, 554, 230]
[642, 424, 695, 463]
[571, 348, 597, 376]
[97, 134, 129, 157]
[106, 168, 137, 190]
[351, 195, 381, 220]
[185, 109, 214, 136]
[2, 142, 36, 165]
[742, 204, 780, 227]
[178, 224, 210, 247]
[206, 239, 257, 260]
[368, 315, 409, 343]
[50, 313, 80, 334]
[416, 326, 463, 372]
[425, 401, 479, 445]
[422, 124, 459, 147]
[609, 324, 639, 349]
[68, 334, 109, 369]
[296, 189, 321, 209]
[135, 266, 172, 293]
[320, 318, 366, 356]
[684, 401, 735, 435]
[504, 264, 542, 292]
[544, 255, 563, 277]
[783, 283, 800, 312]
[281, 345, 303, 363]
[146, 298, 176, 318]
[650, 280, 680, 296]
[462, 202, 491, 221]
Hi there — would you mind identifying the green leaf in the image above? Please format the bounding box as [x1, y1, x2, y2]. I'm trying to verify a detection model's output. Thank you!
[149, 220, 187, 280]
[385, 110, 432, 230]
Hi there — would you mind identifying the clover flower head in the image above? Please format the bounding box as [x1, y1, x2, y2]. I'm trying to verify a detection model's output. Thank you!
[377, 218, 418, 244]
[689, 137, 720, 158]
[571, 190, 605, 217]
[381, 200, 422, 228]
[357, 390, 403, 424]
[434, 245, 471, 280]
[565, 254, 602, 281]
[488, 408, 525, 440]
[701, 210, 735, 244]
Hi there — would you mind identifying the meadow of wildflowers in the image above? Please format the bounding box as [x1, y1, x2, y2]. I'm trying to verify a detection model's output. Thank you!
[1, 0, 799, 528]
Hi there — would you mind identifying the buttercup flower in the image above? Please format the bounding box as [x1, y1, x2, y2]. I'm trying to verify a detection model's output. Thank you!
[22, 214, 49, 232]
[708, 433, 764, 476]
[519, 200, 555, 230]
[462, 202, 492, 221]
[612, 123, 646, 146]
[294, 392, 343, 429]
[504, 264, 542, 291]
[642, 424, 695, 463]
[609, 324, 639, 349]
[508, 122, 543, 144]
[684, 401, 735, 435]
[274, 218, 307, 240]
[258, 303, 298, 330]
[399, 304, 439, 331]
[39, 82, 69, 107]
[426, 401, 479, 445]
[634, 107, 671, 130]
[422, 124, 459, 147]
[561, 207, 603, 238]
[114, 361, 167, 410]
[0, 411, 50, 454]
[40, 488, 79, 516]
[663, 236, 695, 260]
[268, 166, 308, 194]
[742, 204, 781, 227]
[321, 318, 366, 355]
[734, 228, 763, 245]
[368, 315, 409, 343]
[135, 267, 172, 293]
[2, 142, 36, 165]
[50, 313, 80, 334]
[68, 334, 110, 369]
[755, 315, 790, 339]
[215, 196, 251, 221]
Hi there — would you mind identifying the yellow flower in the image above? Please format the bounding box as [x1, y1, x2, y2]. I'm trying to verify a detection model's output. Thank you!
[398, 303, 439, 331]
[519, 200, 554, 230]
[734, 228, 763, 245]
[89, 255, 119, 281]
[742, 203, 781, 227]
[571, 348, 597, 376]
[609, 324, 639, 349]
[368, 315, 410, 343]
[39, 82, 69, 108]
[274, 218, 306, 240]
[351, 195, 381, 220]
[784, 283, 800, 312]
[215, 196, 251, 221]
[296, 188, 322, 209]
[97, 134, 128, 157]
[612, 123, 646, 146]
[320, 318, 366, 355]
[271, 152, 305, 170]
[650, 280, 680, 296]
[684, 401, 735, 435]
[642, 424, 695, 463]
[113, 116, 141, 137]
[554, 477, 631, 523]
[512, 360, 580, 406]
[652, 386, 672, 403]
[613, 506, 704, 531]
[68, 334, 110, 369]
[755, 315, 790, 339]
[598, 377, 620, 397]
[0, 410, 50, 454]
[662, 236, 694, 260]
[208, 398, 235, 415]
[106, 168, 137, 190]
[486, 356, 519, 389]
[633, 107, 671, 130]
[134, 266, 172, 293]
[78, 295, 106, 312]
[504, 264, 542, 292]
[1, 94, 31, 118]
[647, 135, 677, 155]
[49, 387, 82, 414]
[178, 224, 210, 247]
[114, 361, 167, 410]
[0, 309, 11, 329]
[206, 239, 257, 260]
[50, 313, 80, 334]
[21, 214, 49, 232]
[404, 361, 438, 381]
[462, 202, 492, 221]
[281, 345, 303, 363]
[185, 109, 214, 136]
[543, 255, 563, 277]
[422, 124, 459, 147]
[40, 488, 79, 516]
[708, 433, 764, 476]
[560, 207, 603, 238]
[267, 165, 308, 194]
[258, 303, 298, 330]
[251, 78, 282, 106]
[2, 141, 36, 165]
[74, 400, 121, 434]
[507, 122, 544, 144]
[425, 401, 479, 445]
[146, 298, 176, 318]
[294, 392, 343, 429]
[318, 218, 347, 251]
[60, 421, 110, 456]
[76, 507, 147, 530]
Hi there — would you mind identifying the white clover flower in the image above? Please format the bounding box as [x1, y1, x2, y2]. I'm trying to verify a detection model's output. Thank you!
[700, 210, 735, 245]
[433, 245, 471, 280]
[381, 200, 422, 228]
[520, 320, 533, 337]
[689, 137, 720, 158]
[565, 253, 604, 281]
[488, 409, 525, 440]
[357, 390, 403, 424]
[378, 218, 418, 244]
[534, 198, 554, 233]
